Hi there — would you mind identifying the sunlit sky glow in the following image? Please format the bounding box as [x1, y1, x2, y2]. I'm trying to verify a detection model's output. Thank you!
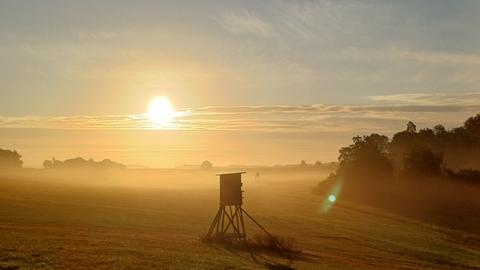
[1, 0, 480, 167]
[147, 96, 175, 128]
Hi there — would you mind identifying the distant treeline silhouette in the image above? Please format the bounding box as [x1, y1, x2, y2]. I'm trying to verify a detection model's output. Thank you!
[0, 148, 23, 169]
[0, 148, 126, 171]
[327, 114, 480, 186]
[43, 157, 126, 170]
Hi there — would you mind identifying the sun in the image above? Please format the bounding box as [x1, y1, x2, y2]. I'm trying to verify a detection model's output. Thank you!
[147, 96, 174, 126]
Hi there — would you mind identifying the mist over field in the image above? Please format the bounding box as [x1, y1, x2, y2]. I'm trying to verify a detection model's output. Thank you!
[2, 0, 480, 269]
[1, 154, 479, 269]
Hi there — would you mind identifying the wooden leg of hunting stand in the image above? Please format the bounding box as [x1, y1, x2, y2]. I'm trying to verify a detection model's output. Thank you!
[239, 206, 247, 241]
[206, 207, 222, 239]
[241, 208, 274, 239]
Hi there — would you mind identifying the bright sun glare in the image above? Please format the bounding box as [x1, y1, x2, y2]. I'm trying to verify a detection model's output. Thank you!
[148, 96, 174, 126]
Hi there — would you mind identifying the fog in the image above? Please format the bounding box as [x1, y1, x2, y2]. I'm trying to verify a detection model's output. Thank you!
[0, 166, 333, 190]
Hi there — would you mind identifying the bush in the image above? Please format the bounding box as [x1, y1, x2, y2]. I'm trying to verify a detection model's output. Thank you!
[249, 234, 298, 253]
[201, 233, 300, 255]
[447, 169, 480, 185]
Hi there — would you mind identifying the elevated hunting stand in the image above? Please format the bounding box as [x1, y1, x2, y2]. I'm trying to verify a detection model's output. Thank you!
[205, 172, 274, 242]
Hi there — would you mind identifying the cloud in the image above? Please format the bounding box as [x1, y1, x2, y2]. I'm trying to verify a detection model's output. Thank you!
[277, 0, 373, 41]
[2, 92, 479, 132]
[74, 30, 117, 40]
[370, 92, 480, 105]
[0, 114, 152, 130]
[212, 9, 274, 38]
[191, 102, 480, 115]
[390, 49, 480, 66]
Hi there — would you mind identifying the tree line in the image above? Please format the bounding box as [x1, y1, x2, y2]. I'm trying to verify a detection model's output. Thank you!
[330, 113, 480, 186]
[0, 149, 126, 171]
[43, 157, 126, 170]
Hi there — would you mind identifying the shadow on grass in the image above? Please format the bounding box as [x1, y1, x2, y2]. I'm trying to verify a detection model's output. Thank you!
[0, 263, 20, 270]
[201, 234, 309, 269]
[264, 262, 295, 270]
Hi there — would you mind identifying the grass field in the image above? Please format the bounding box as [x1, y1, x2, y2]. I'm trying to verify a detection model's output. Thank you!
[1, 169, 479, 269]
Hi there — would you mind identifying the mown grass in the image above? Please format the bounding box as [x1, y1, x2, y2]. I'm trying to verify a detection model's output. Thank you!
[0, 169, 479, 269]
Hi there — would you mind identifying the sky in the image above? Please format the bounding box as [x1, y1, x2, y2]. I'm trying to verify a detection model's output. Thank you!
[1, 0, 480, 167]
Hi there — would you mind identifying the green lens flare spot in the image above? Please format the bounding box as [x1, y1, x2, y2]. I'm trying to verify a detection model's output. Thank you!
[328, 194, 336, 203]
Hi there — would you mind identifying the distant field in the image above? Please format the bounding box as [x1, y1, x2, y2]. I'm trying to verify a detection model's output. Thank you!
[1, 169, 479, 269]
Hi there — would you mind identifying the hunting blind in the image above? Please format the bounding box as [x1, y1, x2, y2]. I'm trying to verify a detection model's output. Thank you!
[219, 172, 243, 206]
[205, 172, 274, 242]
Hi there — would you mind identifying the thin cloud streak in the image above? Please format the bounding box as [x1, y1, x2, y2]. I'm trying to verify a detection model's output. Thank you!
[370, 92, 480, 105]
[1, 92, 479, 132]
[193, 104, 480, 115]
[212, 9, 274, 38]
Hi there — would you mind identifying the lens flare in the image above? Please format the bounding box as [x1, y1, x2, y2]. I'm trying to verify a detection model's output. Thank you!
[319, 178, 343, 214]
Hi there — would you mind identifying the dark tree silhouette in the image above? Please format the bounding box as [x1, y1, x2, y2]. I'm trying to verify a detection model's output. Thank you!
[433, 124, 447, 137]
[0, 148, 23, 169]
[337, 134, 393, 181]
[43, 157, 126, 170]
[403, 145, 443, 176]
[201, 160, 213, 170]
[43, 159, 53, 169]
[463, 114, 480, 142]
[406, 121, 417, 133]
